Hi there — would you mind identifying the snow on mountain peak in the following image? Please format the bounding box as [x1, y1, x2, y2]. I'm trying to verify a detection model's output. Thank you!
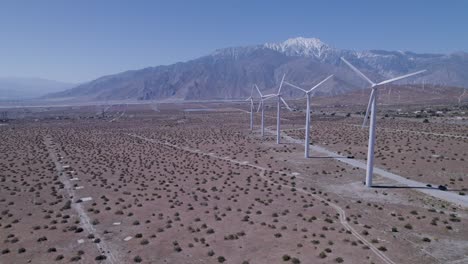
[264, 37, 332, 58]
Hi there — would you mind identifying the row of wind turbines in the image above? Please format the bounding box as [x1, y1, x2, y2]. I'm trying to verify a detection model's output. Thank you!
[245, 57, 426, 187]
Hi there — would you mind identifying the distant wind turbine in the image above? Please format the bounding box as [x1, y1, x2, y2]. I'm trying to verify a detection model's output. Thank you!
[244, 85, 255, 130]
[284, 75, 333, 157]
[341, 57, 426, 187]
[262, 74, 293, 144]
[255, 85, 275, 137]
[459, 88, 467, 105]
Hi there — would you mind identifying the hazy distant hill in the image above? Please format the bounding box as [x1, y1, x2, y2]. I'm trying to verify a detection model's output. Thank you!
[47, 37, 468, 101]
[0, 77, 75, 100]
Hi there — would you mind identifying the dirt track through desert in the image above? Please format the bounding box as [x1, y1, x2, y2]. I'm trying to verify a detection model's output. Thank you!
[44, 136, 120, 264]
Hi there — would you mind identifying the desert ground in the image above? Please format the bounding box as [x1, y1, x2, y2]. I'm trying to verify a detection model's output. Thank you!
[0, 100, 467, 264]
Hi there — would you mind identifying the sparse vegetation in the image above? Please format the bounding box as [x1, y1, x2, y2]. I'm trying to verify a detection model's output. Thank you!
[0, 102, 465, 264]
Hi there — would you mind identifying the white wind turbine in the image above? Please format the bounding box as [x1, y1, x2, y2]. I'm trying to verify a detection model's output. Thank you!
[255, 85, 276, 137]
[245, 85, 255, 130]
[284, 74, 334, 158]
[262, 74, 293, 144]
[341, 57, 426, 187]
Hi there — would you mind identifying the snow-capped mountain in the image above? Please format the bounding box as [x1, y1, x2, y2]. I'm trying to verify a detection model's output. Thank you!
[47, 37, 468, 101]
[264, 37, 333, 59]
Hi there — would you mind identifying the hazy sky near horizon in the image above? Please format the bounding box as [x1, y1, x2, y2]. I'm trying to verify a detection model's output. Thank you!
[1, 0, 467, 83]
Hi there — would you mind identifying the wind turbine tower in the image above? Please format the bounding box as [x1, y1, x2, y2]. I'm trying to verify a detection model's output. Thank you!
[268, 74, 292, 144]
[245, 86, 255, 130]
[284, 75, 333, 157]
[341, 57, 426, 187]
[254, 85, 275, 137]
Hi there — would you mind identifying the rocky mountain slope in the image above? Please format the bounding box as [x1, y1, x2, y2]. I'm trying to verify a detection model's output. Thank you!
[47, 37, 468, 101]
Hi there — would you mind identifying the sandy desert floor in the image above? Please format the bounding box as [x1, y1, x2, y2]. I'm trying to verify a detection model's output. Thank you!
[0, 102, 467, 264]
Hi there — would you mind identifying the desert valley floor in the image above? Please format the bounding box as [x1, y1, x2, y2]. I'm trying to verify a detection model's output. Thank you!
[0, 102, 467, 264]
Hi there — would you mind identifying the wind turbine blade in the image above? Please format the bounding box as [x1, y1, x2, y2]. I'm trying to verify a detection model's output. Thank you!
[284, 81, 307, 93]
[264, 95, 276, 101]
[341, 57, 375, 86]
[280, 97, 292, 111]
[250, 85, 254, 97]
[308, 74, 334, 93]
[362, 89, 375, 128]
[257, 100, 262, 112]
[263, 94, 277, 97]
[254, 84, 263, 97]
[278, 74, 286, 94]
[376, 70, 427, 86]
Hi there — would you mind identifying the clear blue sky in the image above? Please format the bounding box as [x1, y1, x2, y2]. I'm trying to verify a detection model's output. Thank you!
[1, 0, 467, 83]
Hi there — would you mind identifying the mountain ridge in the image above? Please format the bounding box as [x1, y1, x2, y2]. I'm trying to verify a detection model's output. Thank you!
[47, 37, 468, 101]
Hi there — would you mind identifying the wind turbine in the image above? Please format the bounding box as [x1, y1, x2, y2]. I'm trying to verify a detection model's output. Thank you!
[262, 74, 292, 144]
[245, 85, 255, 130]
[284, 74, 334, 158]
[255, 85, 275, 137]
[341, 57, 426, 187]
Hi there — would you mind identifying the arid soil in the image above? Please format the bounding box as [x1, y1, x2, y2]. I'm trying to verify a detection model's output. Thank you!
[1, 102, 467, 264]
[283, 115, 467, 192]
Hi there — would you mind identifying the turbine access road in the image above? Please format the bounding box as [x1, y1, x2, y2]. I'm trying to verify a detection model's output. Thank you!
[263, 127, 468, 208]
